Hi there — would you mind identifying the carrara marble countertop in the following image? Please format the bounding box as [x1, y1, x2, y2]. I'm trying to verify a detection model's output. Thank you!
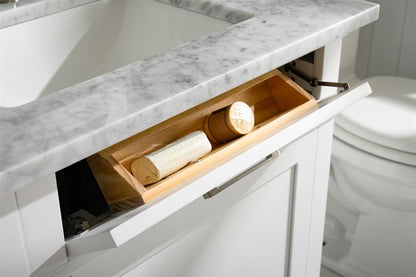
[0, 0, 379, 196]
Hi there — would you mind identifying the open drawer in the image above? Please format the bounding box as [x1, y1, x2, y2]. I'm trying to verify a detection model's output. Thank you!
[65, 127, 319, 276]
[87, 69, 317, 209]
[65, 72, 371, 258]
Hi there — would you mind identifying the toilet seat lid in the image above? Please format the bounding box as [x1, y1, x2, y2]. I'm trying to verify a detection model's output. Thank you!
[336, 76, 416, 154]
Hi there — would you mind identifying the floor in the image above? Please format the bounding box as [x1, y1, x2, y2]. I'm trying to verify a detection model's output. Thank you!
[321, 266, 342, 277]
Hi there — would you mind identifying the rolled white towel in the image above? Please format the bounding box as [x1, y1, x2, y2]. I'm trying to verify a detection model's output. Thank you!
[131, 131, 212, 185]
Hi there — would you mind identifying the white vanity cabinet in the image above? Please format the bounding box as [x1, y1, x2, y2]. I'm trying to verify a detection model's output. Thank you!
[51, 68, 372, 277]
[54, 68, 372, 275]
[58, 119, 334, 277]
[1, 40, 373, 277]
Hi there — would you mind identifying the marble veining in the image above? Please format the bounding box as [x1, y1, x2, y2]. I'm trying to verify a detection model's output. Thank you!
[0, 0, 379, 195]
[0, 0, 99, 28]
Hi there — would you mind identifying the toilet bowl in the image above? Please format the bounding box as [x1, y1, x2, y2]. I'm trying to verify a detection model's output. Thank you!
[323, 1, 416, 276]
[324, 76, 416, 277]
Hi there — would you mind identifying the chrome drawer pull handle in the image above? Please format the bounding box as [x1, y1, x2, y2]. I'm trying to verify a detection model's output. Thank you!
[203, 150, 280, 199]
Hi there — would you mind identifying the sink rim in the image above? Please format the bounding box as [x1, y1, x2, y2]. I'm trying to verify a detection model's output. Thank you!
[1, 0, 251, 108]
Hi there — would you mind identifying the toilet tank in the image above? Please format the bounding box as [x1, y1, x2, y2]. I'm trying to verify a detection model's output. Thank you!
[355, 0, 416, 79]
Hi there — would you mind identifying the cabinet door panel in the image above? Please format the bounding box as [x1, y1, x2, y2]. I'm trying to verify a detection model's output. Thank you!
[124, 166, 294, 277]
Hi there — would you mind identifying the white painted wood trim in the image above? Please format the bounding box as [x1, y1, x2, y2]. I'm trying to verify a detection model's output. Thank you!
[306, 120, 335, 276]
[313, 38, 343, 100]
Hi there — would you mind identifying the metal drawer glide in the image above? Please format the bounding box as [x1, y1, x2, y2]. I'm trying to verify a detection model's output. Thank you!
[284, 63, 350, 91]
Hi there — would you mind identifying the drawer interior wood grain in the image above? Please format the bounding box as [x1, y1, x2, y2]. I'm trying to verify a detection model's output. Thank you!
[87, 69, 317, 210]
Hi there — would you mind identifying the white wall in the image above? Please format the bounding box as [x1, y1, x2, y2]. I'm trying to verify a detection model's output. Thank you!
[356, 0, 416, 79]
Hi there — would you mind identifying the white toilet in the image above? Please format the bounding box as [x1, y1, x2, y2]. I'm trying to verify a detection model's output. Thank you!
[322, 1, 416, 276]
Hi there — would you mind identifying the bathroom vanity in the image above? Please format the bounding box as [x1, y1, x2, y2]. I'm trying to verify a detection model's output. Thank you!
[0, 0, 379, 276]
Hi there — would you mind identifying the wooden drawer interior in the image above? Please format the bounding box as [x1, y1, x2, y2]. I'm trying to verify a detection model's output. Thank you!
[87, 69, 317, 210]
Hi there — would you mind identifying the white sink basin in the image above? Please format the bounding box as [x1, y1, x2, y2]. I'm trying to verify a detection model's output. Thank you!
[0, 0, 234, 107]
